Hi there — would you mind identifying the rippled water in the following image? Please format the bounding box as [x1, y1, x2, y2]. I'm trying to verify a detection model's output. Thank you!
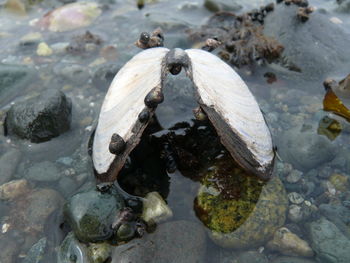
[1, 0, 350, 262]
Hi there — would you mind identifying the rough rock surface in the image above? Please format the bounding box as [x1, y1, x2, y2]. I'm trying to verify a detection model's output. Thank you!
[112, 220, 206, 263]
[307, 217, 350, 263]
[6, 90, 72, 142]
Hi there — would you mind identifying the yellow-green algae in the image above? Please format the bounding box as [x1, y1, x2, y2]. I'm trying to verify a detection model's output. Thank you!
[195, 154, 288, 249]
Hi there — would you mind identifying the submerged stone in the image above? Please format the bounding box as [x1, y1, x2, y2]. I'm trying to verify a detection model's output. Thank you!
[5, 90, 72, 143]
[9, 188, 64, 234]
[307, 218, 350, 263]
[204, 0, 242, 13]
[141, 191, 173, 224]
[112, 220, 206, 263]
[194, 155, 288, 249]
[37, 2, 102, 32]
[57, 232, 89, 263]
[267, 227, 314, 257]
[64, 186, 124, 242]
[0, 179, 30, 201]
[23, 237, 47, 263]
[25, 161, 61, 182]
[0, 148, 22, 185]
[278, 128, 337, 172]
[264, 4, 350, 80]
[87, 242, 111, 263]
[0, 63, 37, 107]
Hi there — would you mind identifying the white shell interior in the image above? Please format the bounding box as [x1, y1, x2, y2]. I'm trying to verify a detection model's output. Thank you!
[93, 47, 169, 174]
[185, 49, 274, 171]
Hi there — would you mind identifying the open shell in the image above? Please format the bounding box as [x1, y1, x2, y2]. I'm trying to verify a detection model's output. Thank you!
[92, 47, 169, 181]
[185, 49, 274, 179]
[92, 47, 274, 181]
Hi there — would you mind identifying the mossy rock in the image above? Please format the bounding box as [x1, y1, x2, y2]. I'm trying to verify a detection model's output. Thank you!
[64, 187, 124, 243]
[195, 156, 288, 249]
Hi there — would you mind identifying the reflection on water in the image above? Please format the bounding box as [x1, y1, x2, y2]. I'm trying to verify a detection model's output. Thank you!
[1, 0, 350, 262]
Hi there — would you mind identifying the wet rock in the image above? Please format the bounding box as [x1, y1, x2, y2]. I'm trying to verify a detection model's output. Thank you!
[329, 173, 349, 192]
[112, 220, 206, 263]
[307, 217, 350, 263]
[288, 192, 304, 204]
[6, 90, 72, 143]
[23, 237, 47, 263]
[66, 30, 102, 55]
[92, 63, 120, 91]
[0, 234, 19, 263]
[50, 42, 70, 54]
[271, 256, 317, 263]
[233, 251, 268, 263]
[58, 176, 77, 197]
[204, 0, 242, 12]
[55, 64, 90, 85]
[264, 4, 350, 80]
[319, 204, 350, 225]
[57, 232, 89, 263]
[64, 186, 124, 242]
[288, 204, 303, 223]
[336, 0, 350, 13]
[0, 179, 30, 200]
[19, 32, 43, 46]
[141, 191, 173, 224]
[286, 169, 302, 183]
[10, 188, 64, 234]
[36, 42, 53, 56]
[278, 128, 337, 172]
[319, 204, 350, 239]
[87, 242, 111, 263]
[4, 0, 27, 15]
[0, 148, 22, 185]
[37, 2, 102, 32]
[267, 227, 314, 257]
[196, 171, 288, 249]
[0, 63, 37, 107]
[25, 161, 61, 182]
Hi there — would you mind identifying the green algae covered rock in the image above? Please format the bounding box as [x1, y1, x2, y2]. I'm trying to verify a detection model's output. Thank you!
[194, 156, 288, 249]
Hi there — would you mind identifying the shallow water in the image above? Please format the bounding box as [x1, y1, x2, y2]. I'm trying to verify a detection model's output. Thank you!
[1, 0, 350, 262]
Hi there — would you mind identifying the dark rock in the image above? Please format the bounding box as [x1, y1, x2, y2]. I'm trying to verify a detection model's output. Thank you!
[264, 4, 350, 81]
[92, 63, 120, 91]
[307, 217, 350, 263]
[64, 186, 124, 243]
[278, 128, 337, 172]
[271, 256, 317, 263]
[0, 63, 37, 107]
[337, 0, 350, 12]
[23, 237, 47, 263]
[233, 251, 269, 263]
[0, 148, 22, 185]
[54, 64, 90, 85]
[6, 90, 72, 143]
[204, 0, 242, 13]
[111, 220, 206, 263]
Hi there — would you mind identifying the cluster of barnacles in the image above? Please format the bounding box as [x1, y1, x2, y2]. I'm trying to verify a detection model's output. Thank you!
[135, 28, 164, 49]
[187, 3, 285, 68]
[277, 0, 314, 22]
[219, 14, 284, 67]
